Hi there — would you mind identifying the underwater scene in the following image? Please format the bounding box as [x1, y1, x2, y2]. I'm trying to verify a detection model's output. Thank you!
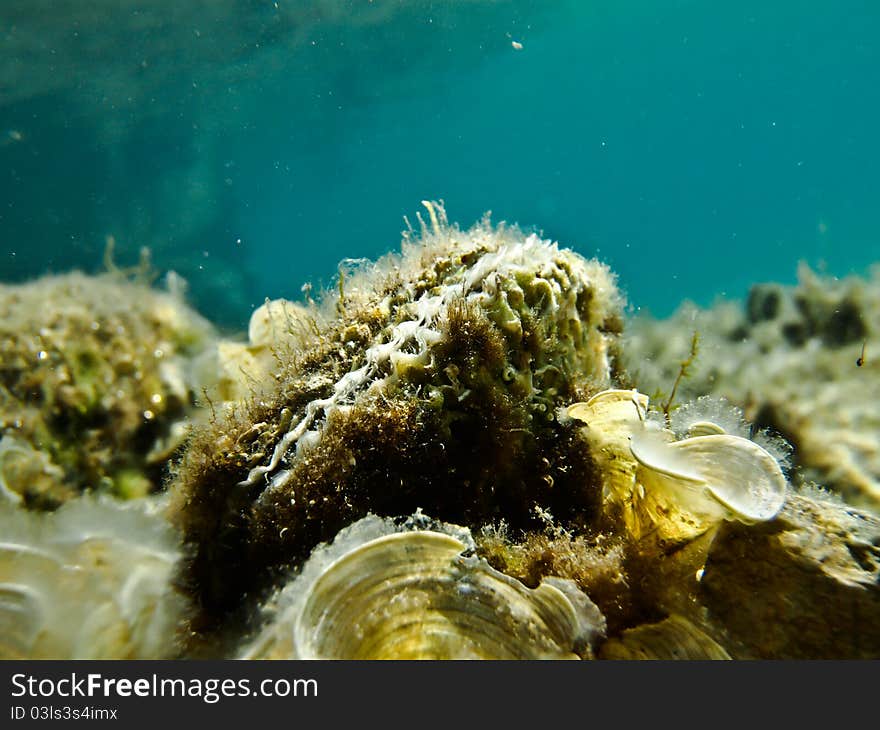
[0, 1, 878, 660]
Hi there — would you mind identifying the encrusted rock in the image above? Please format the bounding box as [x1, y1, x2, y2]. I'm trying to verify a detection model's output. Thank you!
[168, 204, 623, 634]
[698, 492, 880, 658]
[0, 270, 216, 508]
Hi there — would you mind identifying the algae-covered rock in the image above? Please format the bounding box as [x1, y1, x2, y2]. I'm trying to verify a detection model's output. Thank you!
[168, 203, 623, 631]
[0, 270, 216, 508]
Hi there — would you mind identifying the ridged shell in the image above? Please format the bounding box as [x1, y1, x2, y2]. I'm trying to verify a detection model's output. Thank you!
[241, 515, 606, 659]
[630, 429, 787, 525]
[566, 389, 650, 504]
[599, 615, 731, 660]
[686, 421, 727, 437]
[0, 497, 187, 659]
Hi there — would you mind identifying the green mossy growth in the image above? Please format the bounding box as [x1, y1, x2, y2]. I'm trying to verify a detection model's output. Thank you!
[661, 329, 700, 423]
[167, 212, 623, 645]
[476, 523, 639, 635]
[0, 271, 216, 508]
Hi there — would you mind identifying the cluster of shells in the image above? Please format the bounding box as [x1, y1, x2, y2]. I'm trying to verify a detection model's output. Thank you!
[0, 204, 813, 660]
[230, 383, 789, 660]
[237, 386, 788, 660]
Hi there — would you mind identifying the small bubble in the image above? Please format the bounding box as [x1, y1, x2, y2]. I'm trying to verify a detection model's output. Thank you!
[150, 393, 163, 405]
[37, 350, 48, 361]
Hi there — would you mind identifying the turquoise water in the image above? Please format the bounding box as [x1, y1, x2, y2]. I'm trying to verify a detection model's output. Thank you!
[2, 0, 879, 325]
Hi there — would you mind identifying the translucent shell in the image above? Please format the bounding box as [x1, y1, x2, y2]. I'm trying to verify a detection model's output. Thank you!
[630, 429, 787, 525]
[686, 421, 727, 437]
[241, 515, 606, 660]
[567, 389, 787, 544]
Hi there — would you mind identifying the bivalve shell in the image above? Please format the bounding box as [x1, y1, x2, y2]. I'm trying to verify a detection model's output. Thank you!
[566, 389, 652, 506]
[0, 497, 187, 659]
[599, 614, 731, 660]
[241, 514, 606, 659]
[629, 428, 787, 542]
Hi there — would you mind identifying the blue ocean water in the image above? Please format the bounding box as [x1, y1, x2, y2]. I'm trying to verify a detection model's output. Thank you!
[2, 0, 879, 325]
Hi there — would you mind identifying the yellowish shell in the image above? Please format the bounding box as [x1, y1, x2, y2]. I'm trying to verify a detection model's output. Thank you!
[0, 497, 187, 659]
[248, 298, 308, 349]
[630, 429, 787, 538]
[241, 515, 606, 660]
[568, 389, 787, 544]
[566, 389, 652, 506]
[566, 388, 649, 429]
[599, 615, 731, 660]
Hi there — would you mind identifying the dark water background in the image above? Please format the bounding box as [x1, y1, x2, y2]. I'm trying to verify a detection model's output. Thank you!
[2, 0, 878, 328]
